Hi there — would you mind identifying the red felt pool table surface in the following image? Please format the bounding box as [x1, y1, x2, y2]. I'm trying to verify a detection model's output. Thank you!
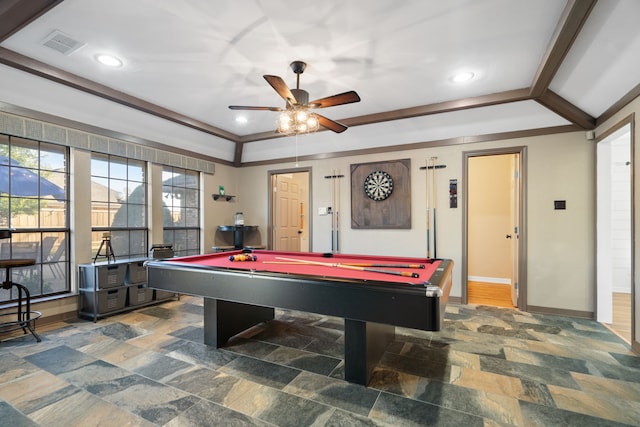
[165, 250, 441, 285]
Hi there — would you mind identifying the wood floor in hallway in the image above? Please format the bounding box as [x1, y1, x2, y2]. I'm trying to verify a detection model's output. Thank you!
[604, 291, 631, 344]
[468, 281, 515, 308]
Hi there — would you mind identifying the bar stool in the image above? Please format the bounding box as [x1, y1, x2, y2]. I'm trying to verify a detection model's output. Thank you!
[0, 230, 41, 342]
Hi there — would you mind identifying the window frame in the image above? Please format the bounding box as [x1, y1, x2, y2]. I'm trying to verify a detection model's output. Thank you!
[161, 165, 201, 257]
[90, 153, 148, 259]
[0, 135, 70, 303]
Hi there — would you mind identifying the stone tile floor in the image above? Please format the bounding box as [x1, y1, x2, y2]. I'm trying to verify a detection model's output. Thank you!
[0, 296, 639, 426]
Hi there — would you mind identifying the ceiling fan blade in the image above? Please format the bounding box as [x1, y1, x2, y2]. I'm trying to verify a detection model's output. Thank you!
[228, 105, 283, 111]
[264, 75, 297, 104]
[309, 91, 361, 108]
[316, 114, 348, 133]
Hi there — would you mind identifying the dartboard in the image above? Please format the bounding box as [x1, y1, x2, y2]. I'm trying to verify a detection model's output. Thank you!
[364, 170, 394, 201]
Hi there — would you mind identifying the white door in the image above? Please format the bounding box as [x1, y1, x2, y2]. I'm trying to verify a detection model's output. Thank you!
[596, 125, 632, 337]
[597, 138, 614, 323]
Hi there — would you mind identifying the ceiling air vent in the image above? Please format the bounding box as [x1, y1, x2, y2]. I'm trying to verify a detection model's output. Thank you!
[41, 30, 85, 55]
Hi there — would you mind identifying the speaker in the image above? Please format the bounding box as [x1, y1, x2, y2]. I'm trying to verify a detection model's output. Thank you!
[586, 130, 595, 140]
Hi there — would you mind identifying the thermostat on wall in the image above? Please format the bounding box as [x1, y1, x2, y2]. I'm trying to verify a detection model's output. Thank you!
[554, 200, 566, 210]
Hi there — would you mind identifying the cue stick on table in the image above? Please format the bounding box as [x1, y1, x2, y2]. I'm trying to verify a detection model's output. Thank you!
[341, 263, 425, 268]
[264, 261, 425, 269]
[274, 256, 420, 278]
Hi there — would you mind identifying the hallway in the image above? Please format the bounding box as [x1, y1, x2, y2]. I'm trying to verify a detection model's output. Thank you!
[468, 281, 515, 308]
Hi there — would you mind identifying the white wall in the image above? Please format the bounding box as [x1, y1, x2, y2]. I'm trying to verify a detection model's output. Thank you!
[238, 130, 596, 312]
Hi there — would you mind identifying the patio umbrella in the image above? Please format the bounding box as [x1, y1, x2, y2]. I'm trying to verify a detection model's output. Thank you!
[0, 155, 64, 200]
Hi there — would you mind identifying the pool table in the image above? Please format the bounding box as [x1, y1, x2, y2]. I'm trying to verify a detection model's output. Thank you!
[146, 250, 453, 385]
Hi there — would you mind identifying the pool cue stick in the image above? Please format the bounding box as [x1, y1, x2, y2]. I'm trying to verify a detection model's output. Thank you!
[333, 169, 337, 253]
[336, 169, 341, 253]
[263, 261, 307, 264]
[432, 157, 438, 258]
[426, 159, 431, 258]
[274, 256, 420, 278]
[264, 261, 425, 269]
[332, 168, 337, 253]
[342, 263, 425, 269]
[330, 169, 335, 253]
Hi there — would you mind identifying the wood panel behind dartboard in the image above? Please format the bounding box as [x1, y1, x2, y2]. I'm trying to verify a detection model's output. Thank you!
[351, 159, 411, 229]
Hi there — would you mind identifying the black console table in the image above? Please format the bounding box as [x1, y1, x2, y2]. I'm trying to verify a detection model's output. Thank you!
[212, 225, 265, 252]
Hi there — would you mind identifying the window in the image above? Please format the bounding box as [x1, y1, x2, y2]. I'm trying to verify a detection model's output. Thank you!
[162, 166, 200, 256]
[91, 153, 147, 259]
[0, 135, 69, 303]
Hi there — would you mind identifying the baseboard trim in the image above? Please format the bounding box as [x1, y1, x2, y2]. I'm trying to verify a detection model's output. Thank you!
[37, 311, 78, 326]
[448, 296, 461, 304]
[527, 305, 594, 320]
[468, 276, 511, 285]
[612, 289, 632, 294]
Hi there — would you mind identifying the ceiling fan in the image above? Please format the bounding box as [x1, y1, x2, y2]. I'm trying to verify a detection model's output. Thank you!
[229, 61, 361, 134]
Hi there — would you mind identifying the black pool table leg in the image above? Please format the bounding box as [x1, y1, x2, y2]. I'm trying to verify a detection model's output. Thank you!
[344, 319, 395, 385]
[203, 298, 275, 347]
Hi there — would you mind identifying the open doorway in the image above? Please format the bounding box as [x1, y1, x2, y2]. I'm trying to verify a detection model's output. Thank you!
[597, 122, 632, 343]
[463, 147, 526, 309]
[268, 168, 311, 252]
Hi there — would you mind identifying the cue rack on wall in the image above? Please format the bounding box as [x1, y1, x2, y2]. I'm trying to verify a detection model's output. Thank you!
[324, 170, 344, 253]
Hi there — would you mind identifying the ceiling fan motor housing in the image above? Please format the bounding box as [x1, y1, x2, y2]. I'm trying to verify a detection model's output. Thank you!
[290, 88, 309, 106]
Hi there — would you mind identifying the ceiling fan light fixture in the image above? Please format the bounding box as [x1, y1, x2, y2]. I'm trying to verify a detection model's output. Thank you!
[278, 106, 319, 135]
[230, 60, 359, 135]
[279, 112, 292, 132]
[296, 109, 309, 122]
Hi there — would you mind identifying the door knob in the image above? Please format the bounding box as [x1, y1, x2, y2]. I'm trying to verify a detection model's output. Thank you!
[506, 234, 512, 239]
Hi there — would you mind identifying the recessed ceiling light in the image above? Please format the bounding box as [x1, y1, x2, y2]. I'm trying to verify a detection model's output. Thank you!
[95, 54, 123, 67]
[451, 71, 475, 83]
[235, 116, 248, 124]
